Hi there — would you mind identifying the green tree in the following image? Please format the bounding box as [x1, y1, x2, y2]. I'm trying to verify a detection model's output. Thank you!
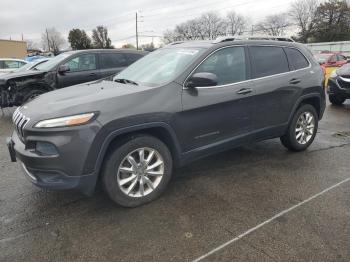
[313, 0, 350, 42]
[68, 29, 92, 50]
[92, 26, 113, 49]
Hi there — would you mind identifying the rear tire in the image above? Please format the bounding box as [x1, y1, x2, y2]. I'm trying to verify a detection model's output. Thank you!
[102, 135, 173, 207]
[329, 95, 345, 106]
[280, 104, 318, 152]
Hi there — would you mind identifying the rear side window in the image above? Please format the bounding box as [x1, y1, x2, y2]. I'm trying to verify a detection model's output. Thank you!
[100, 53, 128, 69]
[284, 48, 309, 70]
[126, 53, 144, 64]
[250, 46, 289, 78]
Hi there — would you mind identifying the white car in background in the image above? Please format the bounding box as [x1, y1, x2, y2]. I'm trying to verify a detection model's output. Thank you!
[0, 58, 28, 75]
[15, 58, 49, 72]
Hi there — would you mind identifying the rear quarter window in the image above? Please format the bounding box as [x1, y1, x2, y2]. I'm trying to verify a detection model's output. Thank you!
[249, 46, 289, 78]
[284, 48, 309, 70]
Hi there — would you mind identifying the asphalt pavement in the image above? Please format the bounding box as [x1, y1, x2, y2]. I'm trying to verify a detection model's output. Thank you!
[1, 101, 350, 262]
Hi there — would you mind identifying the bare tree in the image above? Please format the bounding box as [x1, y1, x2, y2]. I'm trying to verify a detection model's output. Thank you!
[290, 0, 319, 42]
[256, 13, 291, 36]
[162, 10, 246, 43]
[92, 26, 113, 49]
[26, 39, 39, 50]
[200, 12, 226, 39]
[225, 11, 247, 35]
[41, 27, 65, 54]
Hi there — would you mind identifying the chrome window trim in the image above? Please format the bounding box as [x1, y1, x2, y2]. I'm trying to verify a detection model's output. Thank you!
[182, 44, 312, 90]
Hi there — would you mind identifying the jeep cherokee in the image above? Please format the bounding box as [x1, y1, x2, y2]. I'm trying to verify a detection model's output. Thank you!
[7, 39, 326, 207]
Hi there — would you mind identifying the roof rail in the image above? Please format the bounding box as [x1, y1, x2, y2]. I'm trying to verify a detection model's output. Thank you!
[213, 35, 295, 43]
[167, 41, 185, 46]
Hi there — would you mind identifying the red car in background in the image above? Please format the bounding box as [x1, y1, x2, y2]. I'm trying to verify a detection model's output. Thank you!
[314, 52, 348, 68]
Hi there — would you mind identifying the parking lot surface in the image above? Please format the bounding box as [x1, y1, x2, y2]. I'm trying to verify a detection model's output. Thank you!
[1, 102, 350, 262]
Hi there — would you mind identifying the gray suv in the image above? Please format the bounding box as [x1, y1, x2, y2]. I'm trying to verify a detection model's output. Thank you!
[7, 39, 326, 207]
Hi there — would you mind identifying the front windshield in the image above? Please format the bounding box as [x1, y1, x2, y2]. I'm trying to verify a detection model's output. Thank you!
[16, 62, 35, 72]
[114, 47, 205, 86]
[35, 53, 71, 71]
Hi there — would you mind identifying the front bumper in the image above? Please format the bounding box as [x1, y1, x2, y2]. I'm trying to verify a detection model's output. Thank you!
[327, 77, 350, 98]
[7, 124, 101, 195]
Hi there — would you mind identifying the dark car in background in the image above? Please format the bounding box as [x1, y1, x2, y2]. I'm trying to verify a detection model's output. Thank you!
[0, 49, 147, 108]
[7, 39, 325, 207]
[327, 63, 350, 105]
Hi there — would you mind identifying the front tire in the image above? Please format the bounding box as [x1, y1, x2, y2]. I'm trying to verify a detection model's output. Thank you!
[280, 104, 318, 152]
[102, 135, 173, 207]
[329, 95, 345, 106]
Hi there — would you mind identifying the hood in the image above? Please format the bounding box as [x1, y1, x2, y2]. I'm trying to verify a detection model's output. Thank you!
[0, 69, 46, 82]
[21, 79, 156, 123]
[336, 64, 350, 78]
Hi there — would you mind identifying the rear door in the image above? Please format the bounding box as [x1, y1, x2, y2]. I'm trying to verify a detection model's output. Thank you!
[57, 53, 101, 88]
[180, 45, 255, 152]
[99, 52, 128, 78]
[248, 45, 299, 134]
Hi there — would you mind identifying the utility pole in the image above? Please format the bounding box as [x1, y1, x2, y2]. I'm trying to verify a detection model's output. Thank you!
[251, 25, 254, 35]
[136, 12, 139, 50]
[46, 28, 51, 52]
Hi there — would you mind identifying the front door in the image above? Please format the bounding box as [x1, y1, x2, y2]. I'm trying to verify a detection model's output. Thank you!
[57, 53, 101, 88]
[179, 46, 255, 152]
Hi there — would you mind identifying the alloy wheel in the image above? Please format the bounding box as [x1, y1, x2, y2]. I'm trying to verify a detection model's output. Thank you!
[117, 147, 164, 198]
[295, 112, 315, 145]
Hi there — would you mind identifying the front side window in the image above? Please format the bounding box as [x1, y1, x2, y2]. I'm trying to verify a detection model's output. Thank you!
[284, 48, 309, 70]
[64, 54, 96, 72]
[193, 46, 246, 85]
[100, 53, 127, 69]
[250, 46, 289, 78]
[115, 47, 205, 87]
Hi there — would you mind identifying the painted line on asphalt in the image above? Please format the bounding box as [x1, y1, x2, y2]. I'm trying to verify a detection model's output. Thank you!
[192, 176, 350, 262]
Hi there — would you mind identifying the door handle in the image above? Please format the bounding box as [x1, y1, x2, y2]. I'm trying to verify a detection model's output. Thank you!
[89, 73, 96, 76]
[236, 88, 253, 95]
[289, 78, 301, 84]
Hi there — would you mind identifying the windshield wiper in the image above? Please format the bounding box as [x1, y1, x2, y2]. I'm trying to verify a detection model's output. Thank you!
[114, 78, 138, 85]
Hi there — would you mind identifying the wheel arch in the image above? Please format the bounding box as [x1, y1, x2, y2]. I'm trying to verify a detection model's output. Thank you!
[288, 93, 322, 124]
[93, 122, 182, 178]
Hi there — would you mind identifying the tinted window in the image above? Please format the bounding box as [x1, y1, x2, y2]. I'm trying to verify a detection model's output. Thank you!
[250, 46, 289, 78]
[194, 46, 246, 85]
[284, 48, 309, 70]
[64, 54, 96, 72]
[126, 53, 144, 64]
[100, 53, 127, 69]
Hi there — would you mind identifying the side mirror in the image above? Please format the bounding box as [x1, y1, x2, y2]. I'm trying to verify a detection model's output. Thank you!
[58, 65, 70, 74]
[186, 72, 218, 88]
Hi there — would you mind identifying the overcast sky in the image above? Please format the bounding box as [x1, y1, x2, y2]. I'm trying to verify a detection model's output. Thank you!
[0, 0, 294, 48]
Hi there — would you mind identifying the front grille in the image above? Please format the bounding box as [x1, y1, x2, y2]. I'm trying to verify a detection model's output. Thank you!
[337, 77, 350, 89]
[12, 107, 30, 140]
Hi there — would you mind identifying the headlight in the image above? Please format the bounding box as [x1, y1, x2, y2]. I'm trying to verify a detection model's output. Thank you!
[35, 113, 95, 128]
[330, 70, 338, 78]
